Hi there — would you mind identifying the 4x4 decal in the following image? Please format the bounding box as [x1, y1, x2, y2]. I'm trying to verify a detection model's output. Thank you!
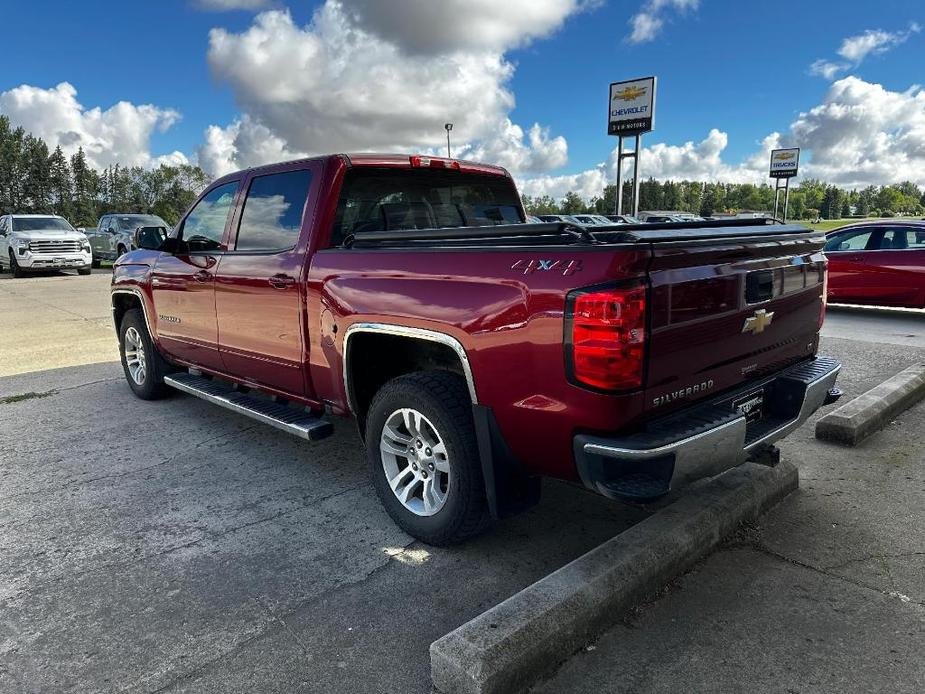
[511, 259, 583, 276]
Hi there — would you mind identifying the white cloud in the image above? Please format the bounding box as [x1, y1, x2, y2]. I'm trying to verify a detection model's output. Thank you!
[837, 23, 920, 62]
[0, 82, 186, 170]
[200, 2, 583, 177]
[195, 0, 271, 10]
[340, 0, 598, 55]
[810, 23, 921, 80]
[789, 76, 925, 188]
[809, 59, 848, 80]
[627, 0, 699, 44]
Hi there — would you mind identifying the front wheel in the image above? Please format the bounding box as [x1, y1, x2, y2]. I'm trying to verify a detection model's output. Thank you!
[119, 308, 172, 400]
[365, 371, 491, 546]
[9, 251, 24, 278]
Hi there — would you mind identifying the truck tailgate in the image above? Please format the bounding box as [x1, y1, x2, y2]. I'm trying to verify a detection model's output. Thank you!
[641, 225, 826, 415]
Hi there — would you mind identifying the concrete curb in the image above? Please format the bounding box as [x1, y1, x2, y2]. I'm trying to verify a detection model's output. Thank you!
[815, 363, 925, 446]
[430, 461, 799, 694]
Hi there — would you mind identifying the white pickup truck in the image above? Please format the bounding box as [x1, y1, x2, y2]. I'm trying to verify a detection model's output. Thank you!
[0, 214, 93, 277]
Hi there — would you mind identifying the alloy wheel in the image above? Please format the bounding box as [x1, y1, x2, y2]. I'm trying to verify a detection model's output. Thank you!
[379, 408, 450, 516]
[123, 326, 147, 385]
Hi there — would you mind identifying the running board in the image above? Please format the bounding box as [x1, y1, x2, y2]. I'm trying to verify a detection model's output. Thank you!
[163, 372, 333, 441]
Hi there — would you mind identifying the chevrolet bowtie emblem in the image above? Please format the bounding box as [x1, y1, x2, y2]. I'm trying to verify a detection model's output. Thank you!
[742, 309, 774, 334]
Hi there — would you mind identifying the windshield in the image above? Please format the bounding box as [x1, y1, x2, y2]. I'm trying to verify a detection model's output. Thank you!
[12, 217, 75, 232]
[117, 215, 168, 230]
[330, 168, 523, 246]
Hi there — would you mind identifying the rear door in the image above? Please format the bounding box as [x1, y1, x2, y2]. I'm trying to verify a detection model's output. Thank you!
[852, 226, 925, 307]
[152, 180, 240, 370]
[213, 162, 320, 397]
[643, 227, 826, 415]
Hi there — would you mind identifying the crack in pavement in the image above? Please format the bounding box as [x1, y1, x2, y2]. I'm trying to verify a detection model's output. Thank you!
[751, 544, 925, 609]
[0, 482, 371, 605]
[822, 551, 925, 572]
[0, 424, 262, 504]
[148, 536, 418, 693]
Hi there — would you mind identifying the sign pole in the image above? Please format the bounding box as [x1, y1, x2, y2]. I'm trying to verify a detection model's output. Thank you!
[615, 137, 625, 215]
[632, 133, 643, 218]
[783, 178, 791, 223]
[773, 181, 781, 220]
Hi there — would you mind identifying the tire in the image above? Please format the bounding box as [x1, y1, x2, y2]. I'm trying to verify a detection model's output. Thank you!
[117, 245, 127, 259]
[9, 251, 24, 278]
[78, 266, 92, 276]
[91, 257, 101, 269]
[119, 308, 172, 400]
[365, 371, 491, 546]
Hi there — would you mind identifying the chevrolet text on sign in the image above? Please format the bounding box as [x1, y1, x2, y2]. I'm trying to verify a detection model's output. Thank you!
[769, 147, 800, 178]
[608, 76, 656, 136]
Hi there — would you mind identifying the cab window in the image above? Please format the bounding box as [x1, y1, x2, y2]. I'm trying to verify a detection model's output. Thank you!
[178, 181, 239, 252]
[234, 169, 312, 252]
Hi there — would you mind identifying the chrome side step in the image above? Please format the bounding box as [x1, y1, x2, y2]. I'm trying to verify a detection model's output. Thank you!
[163, 372, 333, 441]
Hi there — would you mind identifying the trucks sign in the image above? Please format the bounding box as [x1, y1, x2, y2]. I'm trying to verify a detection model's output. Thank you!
[769, 148, 800, 178]
[608, 77, 656, 136]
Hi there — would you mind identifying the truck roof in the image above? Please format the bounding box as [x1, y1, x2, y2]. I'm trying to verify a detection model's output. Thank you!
[8, 214, 67, 218]
[212, 153, 512, 186]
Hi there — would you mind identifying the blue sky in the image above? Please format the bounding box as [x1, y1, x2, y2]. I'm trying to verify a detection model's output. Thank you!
[2, 1, 924, 198]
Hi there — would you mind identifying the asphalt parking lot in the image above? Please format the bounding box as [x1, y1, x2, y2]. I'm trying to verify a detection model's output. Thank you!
[1, 271, 923, 693]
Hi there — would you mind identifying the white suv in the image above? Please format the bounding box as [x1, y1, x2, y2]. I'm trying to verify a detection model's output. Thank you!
[0, 214, 93, 277]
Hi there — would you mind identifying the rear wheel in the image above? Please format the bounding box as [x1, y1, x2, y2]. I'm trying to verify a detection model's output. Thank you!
[119, 308, 172, 400]
[78, 266, 92, 276]
[365, 371, 491, 545]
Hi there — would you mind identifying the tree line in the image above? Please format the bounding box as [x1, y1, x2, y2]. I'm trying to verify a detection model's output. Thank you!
[0, 115, 211, 228]
[523, 178, 925, 220]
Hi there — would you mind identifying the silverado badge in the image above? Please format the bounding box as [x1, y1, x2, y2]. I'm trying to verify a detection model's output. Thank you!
[742, 309, 774, 335]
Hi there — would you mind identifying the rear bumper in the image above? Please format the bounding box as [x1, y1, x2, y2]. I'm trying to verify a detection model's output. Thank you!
[574, 356, 841, 500]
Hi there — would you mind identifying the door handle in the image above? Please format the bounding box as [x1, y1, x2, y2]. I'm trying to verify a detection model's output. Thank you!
[269, 274, 296, 289]
[193, 270, 212, 283]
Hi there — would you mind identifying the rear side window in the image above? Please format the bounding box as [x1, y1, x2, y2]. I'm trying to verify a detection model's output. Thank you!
[180, 181, 239, 252]
[235, 169, 313, 251]
[330, 169, 523, 247]
[825, 229, 873, 252]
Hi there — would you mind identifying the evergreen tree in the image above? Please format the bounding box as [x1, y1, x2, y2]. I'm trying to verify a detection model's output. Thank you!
[49, 145, 73, 219]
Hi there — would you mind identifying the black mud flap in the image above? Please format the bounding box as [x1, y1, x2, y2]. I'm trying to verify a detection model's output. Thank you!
[472, 404, 542, 519]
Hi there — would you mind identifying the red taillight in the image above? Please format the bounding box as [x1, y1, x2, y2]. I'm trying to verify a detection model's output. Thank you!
[567, 283, 647, 391]
[409, 155, 461, 170]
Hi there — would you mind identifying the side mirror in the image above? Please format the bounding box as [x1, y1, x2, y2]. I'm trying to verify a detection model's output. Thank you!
[134, 226, 168, 251]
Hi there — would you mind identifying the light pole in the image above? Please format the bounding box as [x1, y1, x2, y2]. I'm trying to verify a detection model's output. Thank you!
[444, 123, 453, 158]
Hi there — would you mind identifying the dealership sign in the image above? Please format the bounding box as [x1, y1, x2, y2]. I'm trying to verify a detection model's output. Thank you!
[769, 148, 800, 178]
[608, 77, 656, 136]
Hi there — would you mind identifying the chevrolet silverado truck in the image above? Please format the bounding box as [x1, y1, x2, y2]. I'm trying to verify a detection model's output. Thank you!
[1, 214, 93, 277]
[111, 154, 842, 545]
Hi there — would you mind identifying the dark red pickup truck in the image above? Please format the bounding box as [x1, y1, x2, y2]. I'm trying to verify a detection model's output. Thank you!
[111, 154, 841, 544]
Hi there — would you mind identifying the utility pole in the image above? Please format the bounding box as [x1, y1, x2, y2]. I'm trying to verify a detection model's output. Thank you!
[444, 123, 453, 158]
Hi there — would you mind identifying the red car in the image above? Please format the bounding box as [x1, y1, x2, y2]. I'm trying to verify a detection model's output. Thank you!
[824, 221, 925, 308]
[110, 154, 840, 544]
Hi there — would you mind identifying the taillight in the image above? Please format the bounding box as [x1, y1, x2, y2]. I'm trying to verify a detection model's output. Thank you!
[819, 261, 828, 329]
[566, 282, 647, 391]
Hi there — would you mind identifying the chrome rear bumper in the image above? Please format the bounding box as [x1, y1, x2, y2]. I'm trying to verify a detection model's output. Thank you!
[574, 356, 841, 500]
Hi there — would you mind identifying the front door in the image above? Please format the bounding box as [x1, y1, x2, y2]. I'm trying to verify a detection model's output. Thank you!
[151, 180, 240, 370]
[214, 164, 319, 398]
